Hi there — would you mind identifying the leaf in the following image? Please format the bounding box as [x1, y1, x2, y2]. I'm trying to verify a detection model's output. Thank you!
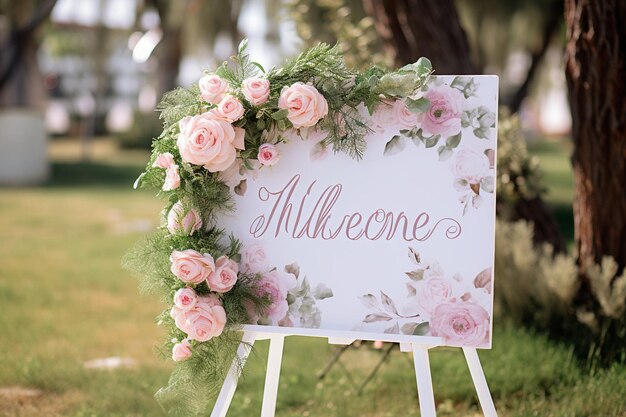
[383, 135, 405, 156]
[473, 127, 491, 140]
[284, 262, 300, 279]
[437, 146, 453, 161]
[313, 283, 334, 300]
[413, 322, 430, 336]
[408, 247, 421, 264]
[234, 179, 247, 196]
[256, 118, 266, 130]
[406, 282, 417, 296]
[251, 61, 266, 73]
[358, 294, 378, 309]
[271, 109, 289, 120]
[405, 269, 424, 281]
[422, 133, 440, 148]
[364, 313, 393, 323]
[237, 38, 248, 54]
[405, 97, 431, 113]
[384, 322, 400, 334]
[380, 291, 399, 315]
[480, 176, 495, 193]
[414, 57, 432, 79]
[401, 322, 419, 335]
[461, 109, 476, 128]
[445, 132, 462, 148]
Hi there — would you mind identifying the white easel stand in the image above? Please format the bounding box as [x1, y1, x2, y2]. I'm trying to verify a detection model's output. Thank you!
[211, 332, 497, 417]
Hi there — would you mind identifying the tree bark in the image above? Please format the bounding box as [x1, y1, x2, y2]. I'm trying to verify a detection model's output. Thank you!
[565, 0, 626, 278]
[363, 0, 476, 74]
[0, 0, 57, 108]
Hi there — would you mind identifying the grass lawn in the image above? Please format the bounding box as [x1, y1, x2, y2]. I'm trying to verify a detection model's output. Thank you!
[1, 138, 624, 417]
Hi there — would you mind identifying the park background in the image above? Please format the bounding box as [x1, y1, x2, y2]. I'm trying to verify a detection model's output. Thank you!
[1, 0, 625, 416]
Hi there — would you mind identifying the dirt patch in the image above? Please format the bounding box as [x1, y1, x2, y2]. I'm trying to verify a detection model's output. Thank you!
[0, 388, 84, 417]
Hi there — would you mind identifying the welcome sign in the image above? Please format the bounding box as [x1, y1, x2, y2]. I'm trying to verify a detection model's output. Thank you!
[220, 75, 498, 349]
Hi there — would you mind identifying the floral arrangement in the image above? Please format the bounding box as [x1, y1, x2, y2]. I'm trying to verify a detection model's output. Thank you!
[124, 40, 434, 416]
[358, 248, 492, 347]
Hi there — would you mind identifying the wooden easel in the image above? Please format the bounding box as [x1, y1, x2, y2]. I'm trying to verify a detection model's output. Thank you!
[210, 329, 497, 417]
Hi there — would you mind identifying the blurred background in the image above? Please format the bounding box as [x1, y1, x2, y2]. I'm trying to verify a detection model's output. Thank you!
[1, 1, 625, 416]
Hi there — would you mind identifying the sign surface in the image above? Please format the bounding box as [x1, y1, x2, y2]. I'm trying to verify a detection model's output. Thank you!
[220, 75, 498, 348]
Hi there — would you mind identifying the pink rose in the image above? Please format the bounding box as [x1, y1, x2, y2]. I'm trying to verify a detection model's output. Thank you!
[172, 339, 192, 361]
[199, 74, 228, 104]
[242, 77, 270, 106]
[371, 101, 398, 132]
[417, 85, 464, 138]
[171, 295, 227, 342]
[153, 152, 174, 169]
[394, 99, 418, 129]
[256, 270, 296, 322]
[257, 143, 279, 166]
[186, 295, 227, 341]
[241, 243, 268, 274]
[177, 113, 245, 172]
[167, 201, 202, 235]
[211, 95, 244, 122]
[430, 301, 490, 347]
[278, 82, 328, 128]
[173, 287, 198, 311]
[408, 276, 453, 318]
[453, 148, 490, 184]
[207, 255, 239, 293]
[170, 249, 215, 285]
[163, 164, 181, 191]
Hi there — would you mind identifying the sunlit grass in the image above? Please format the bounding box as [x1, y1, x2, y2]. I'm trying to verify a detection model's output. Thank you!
[0, 138, 624, 417]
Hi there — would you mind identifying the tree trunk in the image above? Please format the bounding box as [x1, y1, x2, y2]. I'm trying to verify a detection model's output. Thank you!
[363, 0, 476, 74]
[565, 0, 626, 278]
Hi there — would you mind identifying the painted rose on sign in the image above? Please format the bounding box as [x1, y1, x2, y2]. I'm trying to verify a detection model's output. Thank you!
[378, 77, 496, 215]
[358, 247, 492, 348]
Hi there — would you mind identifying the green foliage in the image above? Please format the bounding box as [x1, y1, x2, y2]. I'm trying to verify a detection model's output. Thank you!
[495, 114, 546, 216]
[285, 0, 392, 70]
[494, 218, 626, 364]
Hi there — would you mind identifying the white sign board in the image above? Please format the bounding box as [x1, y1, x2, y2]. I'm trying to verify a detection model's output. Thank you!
[220, 75, 498, 348]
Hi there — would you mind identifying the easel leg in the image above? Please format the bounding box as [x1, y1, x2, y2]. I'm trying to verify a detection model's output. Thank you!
[463, 348, 497, 417]
[211, 332, 257, 417]
[412, 344, 437, 417]
[260, 335, 285, 417]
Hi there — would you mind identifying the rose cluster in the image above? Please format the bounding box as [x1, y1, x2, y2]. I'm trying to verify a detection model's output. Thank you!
[240, 243, 296, 325]
[153, 74, 330, 194]
[164, 201, 241, 361]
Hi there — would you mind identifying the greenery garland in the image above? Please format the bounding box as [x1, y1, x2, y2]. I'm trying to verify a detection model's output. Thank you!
[123, 39, 432, 416]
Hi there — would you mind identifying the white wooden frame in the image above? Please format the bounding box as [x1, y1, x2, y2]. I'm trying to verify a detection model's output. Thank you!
[210, 330, 497, 417]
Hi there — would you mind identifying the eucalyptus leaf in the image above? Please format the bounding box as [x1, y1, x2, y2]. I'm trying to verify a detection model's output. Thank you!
[422, 134, 440, 148]
[413, 322, 430, 336]
[383, 135, 405, 156]
[437, 146, 454, 161]
[408, 247, 421, 264]
[405, 269, 425, 281]
[406, 97, 431, 113]
[401, 322, 419, 335]
[384, 322, 400, 334]
[313, 283, 334, 300]
[358, 294, 378, 309]
[445, 132, 462, 148]
[380, 291, 399, 315]
[285, 262, 300, 279]
[364, 313, 393, 323]
[480, 176, 495, 193]
[473, 127, 491, 140]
